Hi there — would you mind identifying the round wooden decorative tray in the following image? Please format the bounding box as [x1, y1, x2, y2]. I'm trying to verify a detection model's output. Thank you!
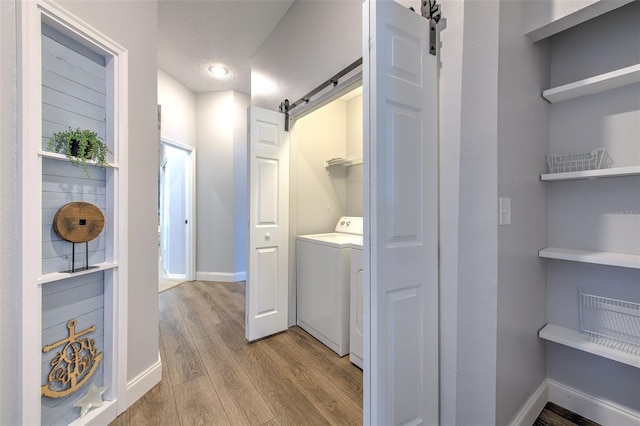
[53, 202, 104, 243]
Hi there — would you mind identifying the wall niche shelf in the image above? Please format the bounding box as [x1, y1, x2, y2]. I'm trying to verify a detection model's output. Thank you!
[542, 63, 640, 103]
[38, 262, 119, 285]
[539, 247, 640, 269]
[541, 166, 640, 181]
[39, 150, 119, 169]
[525, 0, 635, 42]
[539, 324, 640, 368]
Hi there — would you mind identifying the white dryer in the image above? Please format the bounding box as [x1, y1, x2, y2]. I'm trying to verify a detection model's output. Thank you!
[296, 216, 363, 356]
[350, 242, 364, 369]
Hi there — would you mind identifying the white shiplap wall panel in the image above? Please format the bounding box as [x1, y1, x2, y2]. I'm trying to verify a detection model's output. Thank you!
[42, 86, 106, 122]
[42, 159, 106, 273]
[40, 24, 108, 426]
[41, 272, 105, 424]
[41, 365, 104, 425]
[42, 69, 106, 106]
[41, 34, 106, 92]
[41, 272, 104, 310]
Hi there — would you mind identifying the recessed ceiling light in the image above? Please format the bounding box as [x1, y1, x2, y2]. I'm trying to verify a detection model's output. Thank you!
[208, 65, 229, 78]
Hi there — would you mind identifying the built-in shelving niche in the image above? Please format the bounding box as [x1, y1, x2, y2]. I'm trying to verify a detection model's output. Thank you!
[18, 1, 128, 424]
[39, 23, 110, 426]
[538, 35, 640, 376]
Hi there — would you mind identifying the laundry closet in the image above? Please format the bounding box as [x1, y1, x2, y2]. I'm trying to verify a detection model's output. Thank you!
[289, 85, 364, 367]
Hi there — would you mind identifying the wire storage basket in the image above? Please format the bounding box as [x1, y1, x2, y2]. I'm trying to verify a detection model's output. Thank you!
[580, 290, 640, 356]
[546, 148, 612, 174]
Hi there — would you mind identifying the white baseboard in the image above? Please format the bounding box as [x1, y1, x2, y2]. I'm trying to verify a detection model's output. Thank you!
[125, 352, 162, 410]
[510, 379, 549, 426]
[547, 379, 640, 426]
[196, 271, 246, 282]
[166, 273, 186, 280]
[511, 379, 640, 426]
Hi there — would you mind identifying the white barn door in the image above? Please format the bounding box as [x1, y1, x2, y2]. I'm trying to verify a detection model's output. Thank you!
[246, 106, 289, 342]
[364, 0, 439, 424]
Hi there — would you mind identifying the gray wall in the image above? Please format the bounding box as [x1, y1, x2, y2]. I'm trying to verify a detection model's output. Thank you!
[251, 0, 362, 111]
[195, 91, 250, 279]
[52, 0, 161, 394]
[158, 68, 196, 148]
[438, 1, 551, 424]
[0, 0, 18, 424]
[438, 1, 464, 423]
[545, 1, 640, 411]
[455, 0, 500, 423]
[496, 1, 550, 424]
[233, 92, 250, 276]
[159, 72, 249, 280]
[196, 91, 235, 277]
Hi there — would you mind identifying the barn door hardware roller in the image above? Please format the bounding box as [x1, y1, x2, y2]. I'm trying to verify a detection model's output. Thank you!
[279, 99, 290, 131]
[421, 0, 442, 56]
[279, 57, 363, 132]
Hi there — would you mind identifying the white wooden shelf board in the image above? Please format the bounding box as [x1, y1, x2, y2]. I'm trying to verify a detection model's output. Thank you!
[39, 150, 119, 169]
[539, 247, 640, 269]
[38, 262, 119, 285]
[525, 0, 635, 42]
[68, 399, 118, 426]
[539, 324, 640, 368]
[543, 64, 640, 103]
[541, 166, 640, 181]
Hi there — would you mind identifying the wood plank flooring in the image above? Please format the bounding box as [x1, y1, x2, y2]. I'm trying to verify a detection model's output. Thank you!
[110, 280, 596, 426]
[534, 402, 601, 426]
[110, 281, 363, 426]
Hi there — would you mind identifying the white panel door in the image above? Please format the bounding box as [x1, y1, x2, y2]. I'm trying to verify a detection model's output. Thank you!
[365, 0, 439, 424]
[246, 106, 289, 342]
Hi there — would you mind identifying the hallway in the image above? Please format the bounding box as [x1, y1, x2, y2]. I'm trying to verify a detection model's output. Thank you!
[110, 281, 363, 425]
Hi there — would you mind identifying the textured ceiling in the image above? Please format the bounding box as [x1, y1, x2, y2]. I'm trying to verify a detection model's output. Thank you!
[158, 0, 296, 94]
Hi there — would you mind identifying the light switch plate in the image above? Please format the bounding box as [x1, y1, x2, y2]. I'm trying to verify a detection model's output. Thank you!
[499, 197, 511, 226]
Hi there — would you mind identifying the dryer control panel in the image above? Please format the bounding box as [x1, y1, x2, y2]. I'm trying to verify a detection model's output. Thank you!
[335, 216, 363, 235]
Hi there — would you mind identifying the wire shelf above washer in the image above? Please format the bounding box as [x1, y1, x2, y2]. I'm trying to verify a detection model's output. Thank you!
[324, 156, 363, 169]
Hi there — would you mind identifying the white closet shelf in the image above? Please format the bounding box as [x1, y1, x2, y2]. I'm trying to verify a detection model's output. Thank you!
[525, 0, 635, 42]
[38, 262, 119, 285]
[539, 324, 640, 368]
[39, 150, 119, 169]
[541, 165, 640, 181]
[542, 64, 640, 103]
[539, 247, 640, 269]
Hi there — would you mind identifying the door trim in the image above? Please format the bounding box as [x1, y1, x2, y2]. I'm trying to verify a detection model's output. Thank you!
[160, 138, 196, 282]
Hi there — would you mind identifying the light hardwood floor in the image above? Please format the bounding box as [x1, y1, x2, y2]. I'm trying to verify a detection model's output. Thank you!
[110, 280, 363, 426]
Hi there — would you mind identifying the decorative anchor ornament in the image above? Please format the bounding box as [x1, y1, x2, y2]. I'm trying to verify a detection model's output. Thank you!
[41, 319, 103, 398]
[73, 382, 109, 417]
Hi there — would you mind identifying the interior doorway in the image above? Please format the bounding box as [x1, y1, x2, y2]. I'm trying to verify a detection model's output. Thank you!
[159, 138, 196, 292]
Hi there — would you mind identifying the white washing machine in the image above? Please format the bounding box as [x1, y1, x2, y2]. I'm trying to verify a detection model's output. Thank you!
[350, 243, 364, 369]
[296, 216, 363, 356]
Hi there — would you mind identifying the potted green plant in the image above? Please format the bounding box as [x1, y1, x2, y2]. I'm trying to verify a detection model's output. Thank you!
[47, 128, 112, 178]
